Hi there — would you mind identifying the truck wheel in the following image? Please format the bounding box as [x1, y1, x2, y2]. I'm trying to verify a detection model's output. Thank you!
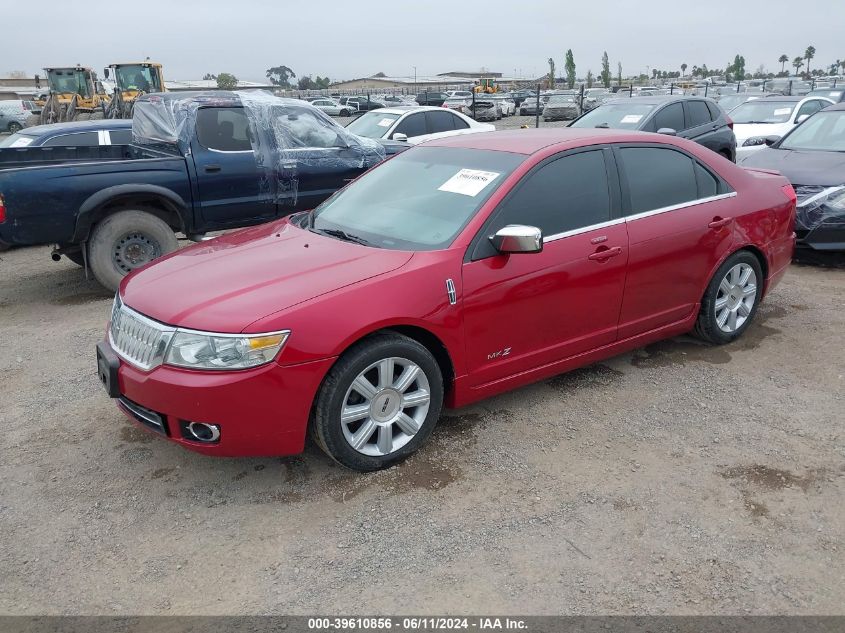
[88, 209, 178, 291]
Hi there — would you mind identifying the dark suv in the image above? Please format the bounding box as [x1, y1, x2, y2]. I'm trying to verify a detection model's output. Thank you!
[569, 95, 737, 161]
[415, 91, 449, 107]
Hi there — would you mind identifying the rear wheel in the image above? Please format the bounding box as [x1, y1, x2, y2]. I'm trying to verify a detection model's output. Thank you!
[694, 250, 763, 344]
[87, 209, 178, 291]
[7, 122, 22, 134]
[311, 333, 444, 471]
[340, 109, 351, 117]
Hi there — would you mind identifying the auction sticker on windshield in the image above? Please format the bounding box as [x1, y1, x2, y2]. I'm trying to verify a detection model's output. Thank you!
[438, 169, 500, 197]
[774, 108, 792, 116]
[621, 114, 643, 123]
[10, 137, 33, 147]
[377, 118, 394, 127]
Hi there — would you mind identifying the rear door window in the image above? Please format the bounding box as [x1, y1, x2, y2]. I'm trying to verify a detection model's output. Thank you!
[425, 110, 457, 132]
[451, 113, 470, 129]
[619, 147, 699, 213]
[195, 107, 252, 151]
[686, 100, 713, 128]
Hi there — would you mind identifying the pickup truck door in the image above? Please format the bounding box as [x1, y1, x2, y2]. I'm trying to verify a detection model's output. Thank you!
[190, 106, 275, 228]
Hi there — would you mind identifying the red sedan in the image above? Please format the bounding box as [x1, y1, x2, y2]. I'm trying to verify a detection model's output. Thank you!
[96, 129, 796, 471]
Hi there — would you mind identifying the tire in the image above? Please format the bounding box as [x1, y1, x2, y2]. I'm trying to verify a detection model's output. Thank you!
[8, 122, 22, 134]
[340, 109, 350, 117]
[311, 333, 444, 472]
[693, 250, 763, 345]
[87, 209, 178, 291]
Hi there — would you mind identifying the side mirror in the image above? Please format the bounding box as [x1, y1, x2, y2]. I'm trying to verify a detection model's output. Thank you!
[657, 127, 677, 136]
[490, 225, 543, 254]
[764, 135, 781, 146]
[795, 114, 809, 124]
[392, 133, 408, 142]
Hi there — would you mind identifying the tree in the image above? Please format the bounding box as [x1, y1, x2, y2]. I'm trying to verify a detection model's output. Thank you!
[840, 60, 845, 75]
[547, 57, 556, 89]
[731, 54, 746, 82]
[216, 73, 238, 90]
[586, 69, 594, 88]
[804, 45, 816, 75]
[793, 57, 804, 74]
[681, 63, 687, 76]
[564, 49, 576, 89]
[202, 73, 217, 81]
[617, 62, 622, 86]
[266, 65, 296, 88]
[600, 51, 611, 88]
[297, 75, 316, 90]
[778, 54, 789, 74]
[314, 76, 331, 89]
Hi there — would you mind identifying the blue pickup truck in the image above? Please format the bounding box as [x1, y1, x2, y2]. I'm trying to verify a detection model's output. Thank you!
[0, 91, 405, 290]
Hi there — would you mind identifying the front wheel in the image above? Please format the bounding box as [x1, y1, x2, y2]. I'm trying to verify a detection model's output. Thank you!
[340, 109, 350, 117]
[694, 251, 763, 344]
[311, 333, 444, 471]
[8, 121, 22, 133]
[87, 209, 179, 291]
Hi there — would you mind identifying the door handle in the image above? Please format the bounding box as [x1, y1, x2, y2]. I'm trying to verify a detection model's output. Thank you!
[204, 164, 221, 173]
[708, 216, 732, 229]
[588, 246, 622, 261]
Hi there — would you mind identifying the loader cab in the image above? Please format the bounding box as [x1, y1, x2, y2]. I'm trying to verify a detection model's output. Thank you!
[107, 63, 165, 96]
[45, 67, 95, 98]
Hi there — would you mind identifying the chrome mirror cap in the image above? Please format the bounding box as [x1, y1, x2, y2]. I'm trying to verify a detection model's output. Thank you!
[490, 224, 543, 254]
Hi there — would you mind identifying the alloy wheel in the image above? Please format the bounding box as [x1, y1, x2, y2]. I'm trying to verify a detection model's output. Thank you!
[715, 263, 757, 333]
[340, 357, 431, 457]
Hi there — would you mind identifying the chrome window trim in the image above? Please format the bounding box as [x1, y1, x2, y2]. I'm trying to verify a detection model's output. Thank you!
[540, 192, 736, 243]
[543, 217, 626, 243]
[624, 191, 737, 223]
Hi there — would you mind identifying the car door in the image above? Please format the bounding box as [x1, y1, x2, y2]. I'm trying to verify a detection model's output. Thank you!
[613, 144, 737, 339]
[461, 147, 628, 387]
[190, 106, 275, 227]
[422, 110, 459, 142]
[793, 99, 828, 124]
[649, 101, 685, 135]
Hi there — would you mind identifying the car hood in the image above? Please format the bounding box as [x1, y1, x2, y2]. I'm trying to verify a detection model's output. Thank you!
[740, 148, 845, 186]
[120, 220, 414, 333]
[734, 122, 791, 142]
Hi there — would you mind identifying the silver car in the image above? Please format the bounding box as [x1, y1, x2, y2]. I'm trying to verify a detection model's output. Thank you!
[309, 98, 356, 117]
[0, 100, 36, 134]
[542, 95, 581, 121]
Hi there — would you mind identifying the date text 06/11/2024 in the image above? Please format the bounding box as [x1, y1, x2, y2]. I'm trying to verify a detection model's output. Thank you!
[307, 617, 528, 630]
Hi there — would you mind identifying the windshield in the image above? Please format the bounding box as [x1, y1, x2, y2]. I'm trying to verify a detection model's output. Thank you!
[779, 111, 845, 152]
[345, 111, 401, 138]
[808, 90, 843, 101]
[0, 133, 37, 148]
[731, 100, 796, 124]
[570, 102, 655, 129]
[548, 96, 576, 104]
[47, 69, 92, 97]
[311, 146, 524, 250]
[115, 65, 161, 92]
[717, 95, 755, 112]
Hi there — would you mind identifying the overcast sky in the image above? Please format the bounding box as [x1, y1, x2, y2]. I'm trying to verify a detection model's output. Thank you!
[3, 0, 843, 82]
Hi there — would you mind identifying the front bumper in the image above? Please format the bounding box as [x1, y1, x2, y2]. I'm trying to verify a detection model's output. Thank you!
[735, 144, 766, 159]
[796, 225, 845, 251]
[98, 339, 335, 457]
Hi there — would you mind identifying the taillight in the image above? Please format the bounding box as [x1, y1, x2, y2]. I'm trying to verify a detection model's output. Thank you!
[726, 115, 734, 130]
[0, 193, 6, 223]
[781, 184, 797, 205]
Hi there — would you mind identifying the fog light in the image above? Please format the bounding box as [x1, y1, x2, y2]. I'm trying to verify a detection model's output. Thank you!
[180, 420, 220, 443]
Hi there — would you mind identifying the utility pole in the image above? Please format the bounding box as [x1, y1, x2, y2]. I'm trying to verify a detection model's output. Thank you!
[413, 66, 417, 92]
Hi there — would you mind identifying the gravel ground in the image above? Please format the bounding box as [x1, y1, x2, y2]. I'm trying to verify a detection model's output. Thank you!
[0, 117, 843, 616]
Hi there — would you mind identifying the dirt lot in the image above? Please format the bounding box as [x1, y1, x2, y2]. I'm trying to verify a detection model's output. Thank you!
[1, 114, 844, 615]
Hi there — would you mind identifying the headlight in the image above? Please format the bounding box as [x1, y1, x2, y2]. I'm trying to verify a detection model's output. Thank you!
[796, 185, 845, 231]
[165, 329, 289, 370]
[742, 137, 768, 147]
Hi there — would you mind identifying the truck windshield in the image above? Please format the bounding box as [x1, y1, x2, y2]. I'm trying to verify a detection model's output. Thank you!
[115, 66, 161, 93]
[311, 146, 524, 251]
[47, 69, 92, 97]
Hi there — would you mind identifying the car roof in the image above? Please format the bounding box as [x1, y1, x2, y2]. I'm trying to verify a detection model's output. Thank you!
[424, 128, 671, 155]
[369, 106, 448, 114]
[19, 119, 133, 136]
[607, 95, 712, 105]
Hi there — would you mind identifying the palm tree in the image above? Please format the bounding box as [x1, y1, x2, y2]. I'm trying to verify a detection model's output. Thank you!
[681, 63, 687, 76]
[805, 46, 816, 75]
[793, 57, 804, 75]
[840, 59, 845, 76]
[778, 54, 788, 73]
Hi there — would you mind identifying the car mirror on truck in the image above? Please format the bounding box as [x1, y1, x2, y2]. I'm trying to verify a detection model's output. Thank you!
[490, 225, 543, 254]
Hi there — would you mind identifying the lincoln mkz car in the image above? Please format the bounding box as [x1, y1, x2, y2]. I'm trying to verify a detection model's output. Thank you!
[97, 129, 796, 471]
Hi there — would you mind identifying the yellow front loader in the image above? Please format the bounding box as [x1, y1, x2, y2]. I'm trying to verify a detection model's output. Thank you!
[104, 61, 166, 118]
[34, 66, 109, 125]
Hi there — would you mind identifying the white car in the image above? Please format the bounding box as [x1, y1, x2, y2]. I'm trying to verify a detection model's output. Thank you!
[733, 95, 834, 157]
[308, 98, 356, 117]
[344, 106, 494, 145]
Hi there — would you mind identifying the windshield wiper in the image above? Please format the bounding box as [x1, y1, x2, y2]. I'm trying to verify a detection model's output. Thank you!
[310, 227, 374, 247]
[594, 123, 610, 128]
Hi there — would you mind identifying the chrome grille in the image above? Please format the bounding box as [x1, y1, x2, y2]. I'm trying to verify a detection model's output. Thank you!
[108, 296, 174, 371]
